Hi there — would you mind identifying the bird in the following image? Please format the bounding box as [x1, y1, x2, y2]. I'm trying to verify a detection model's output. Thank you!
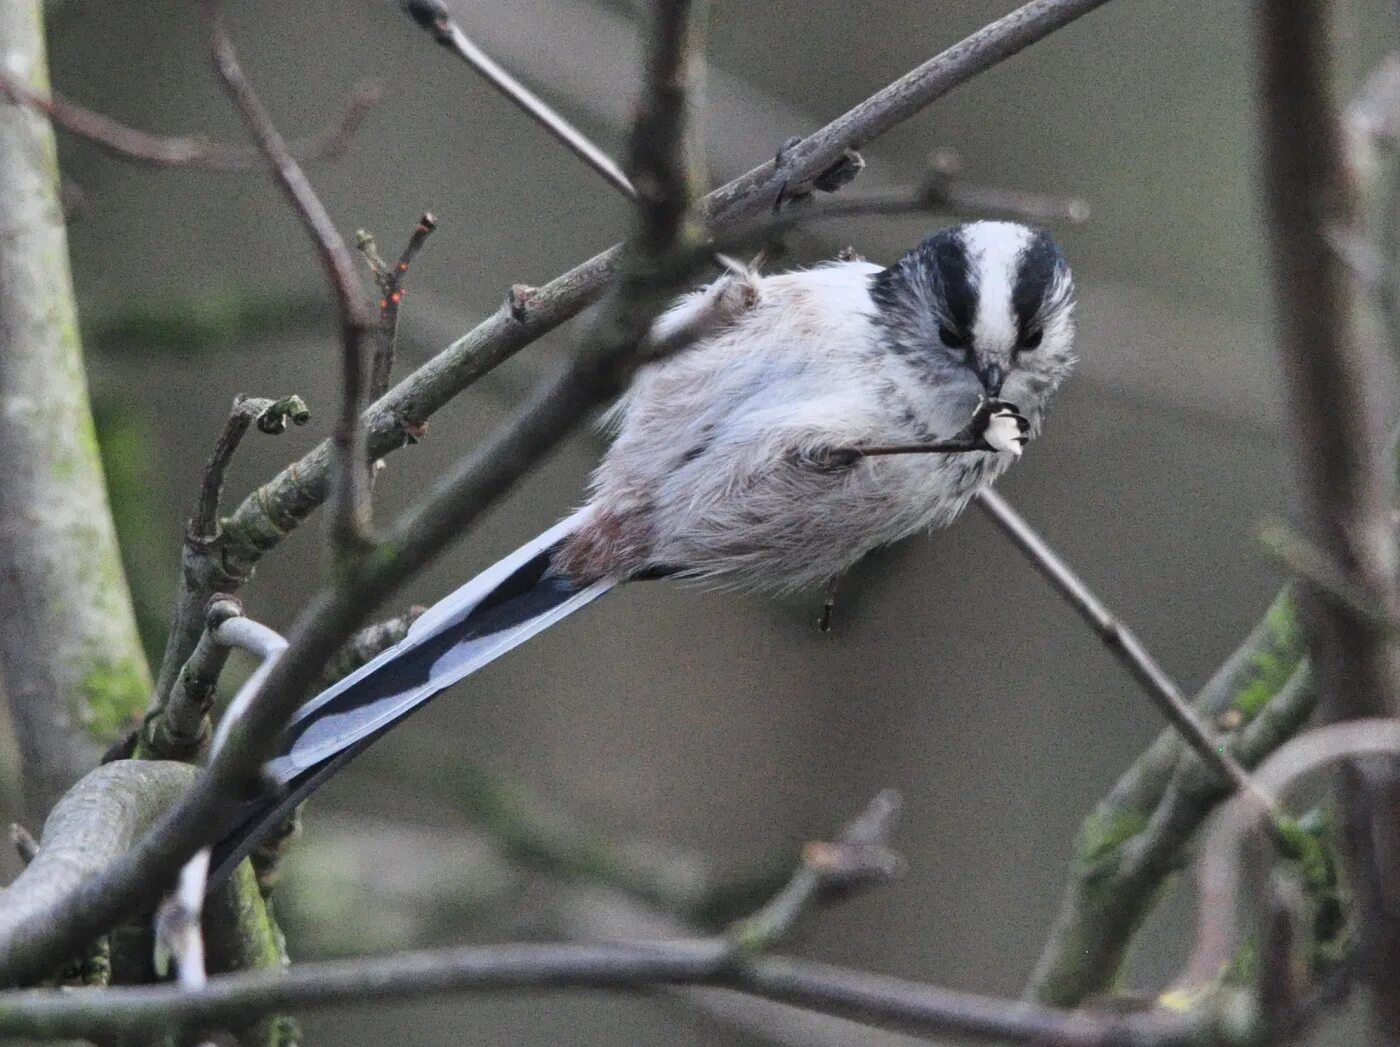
[209, 219, 1076, 885]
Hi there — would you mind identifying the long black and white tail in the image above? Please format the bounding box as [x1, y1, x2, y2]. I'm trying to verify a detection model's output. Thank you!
[209, 513, 612, 886]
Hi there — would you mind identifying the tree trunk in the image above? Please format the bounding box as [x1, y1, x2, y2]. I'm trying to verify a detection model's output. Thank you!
[0, 0, 151, 821]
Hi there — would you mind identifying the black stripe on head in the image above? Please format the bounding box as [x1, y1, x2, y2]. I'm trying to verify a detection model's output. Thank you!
[924, 227, 977, 338]
[1011, 229, 1066, 339]
[870, 226, 981, 355]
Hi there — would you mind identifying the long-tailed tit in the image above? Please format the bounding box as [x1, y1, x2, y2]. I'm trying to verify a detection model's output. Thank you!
[210, 220, 1076, 883]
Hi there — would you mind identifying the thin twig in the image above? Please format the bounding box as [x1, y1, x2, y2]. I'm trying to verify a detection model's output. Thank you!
[975, 489, 1270, 804]
[728, 791, 903, 953]
[359, 213, 438, 399]
[400, 0, 637, 198]
[1258, 519, 1400, 632]
[204, 0, 375, 557]
[192, 396, 310, 541]
[0, 72, 379, 171]
[139, 596, 245, 762]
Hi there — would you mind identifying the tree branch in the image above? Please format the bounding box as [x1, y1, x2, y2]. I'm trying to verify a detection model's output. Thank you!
[400, 0, 636, 198]
[204, 0, 375, 559]
[1257, 2, 1400, 1033]
[0, 789, 1212, 1045]
[0, 942, 1220, 1045]
[1029, 590, 1309, 1006]
[314, 606, 425, 690]
[357, 213, 438, 400]
[0, 761, 198, 982]
[192, 395, 310, 542]
[728, 790, 903, 954]
[0, 72, 380, 171]
[1192, 718, 1400, 997]
[975, 490, 1267, 802]
[137, 596, 244, 762]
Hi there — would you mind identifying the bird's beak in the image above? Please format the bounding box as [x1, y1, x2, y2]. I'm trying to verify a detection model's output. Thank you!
[977, 361, 1005, 398]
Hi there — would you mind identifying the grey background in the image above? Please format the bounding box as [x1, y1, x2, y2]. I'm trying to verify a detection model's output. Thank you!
[3, 0, 1388, 1043]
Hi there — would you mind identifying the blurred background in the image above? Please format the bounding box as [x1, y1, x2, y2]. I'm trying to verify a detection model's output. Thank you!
[3, 0, 1393, 1042]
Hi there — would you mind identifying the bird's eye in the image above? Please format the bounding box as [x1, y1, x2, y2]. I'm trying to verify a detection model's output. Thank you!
[939, 326, 968, 350]
[1019, 329, 1043, 351]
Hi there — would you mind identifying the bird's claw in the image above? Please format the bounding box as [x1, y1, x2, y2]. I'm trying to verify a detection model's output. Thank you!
[972, 399, 1030, 455]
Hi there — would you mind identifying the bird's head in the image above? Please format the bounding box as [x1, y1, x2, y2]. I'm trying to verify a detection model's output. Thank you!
[870, 221, 1076, 403]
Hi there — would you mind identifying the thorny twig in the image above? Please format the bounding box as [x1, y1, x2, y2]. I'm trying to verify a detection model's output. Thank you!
[400, 0, 637, 198]
[0, 72, 380, 171]
[357, 213, 439, 399]
[204, 0, 375, 557]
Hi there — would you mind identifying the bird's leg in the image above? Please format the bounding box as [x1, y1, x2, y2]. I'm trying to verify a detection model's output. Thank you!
[818, 572, 843, 633]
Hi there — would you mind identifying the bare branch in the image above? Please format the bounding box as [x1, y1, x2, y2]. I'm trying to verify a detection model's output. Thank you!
[0, 790, 1209, 1045]
[0, 942, 1216, 1045]
[1258, 519, 1400, 632]
[359, 213, 439, 400]
[400, 0, 636, 198]
[0, 72, 380, 171]
[1258, 3, 1400, 1031]
[0, 761, 198, 984]
[1028, 590, 1309, 1006]
[728, 790, 903, 953]
[204, 0, 375, 558]
[1192, 718, 1400, 994]
[975, 490, 1269, 803]
[192, 395, 310, 542]
[138, 596, 244, 762]
[314, 606, 425, 690]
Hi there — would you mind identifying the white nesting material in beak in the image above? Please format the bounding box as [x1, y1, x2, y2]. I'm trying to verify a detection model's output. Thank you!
[984, 409, 1027, 456]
